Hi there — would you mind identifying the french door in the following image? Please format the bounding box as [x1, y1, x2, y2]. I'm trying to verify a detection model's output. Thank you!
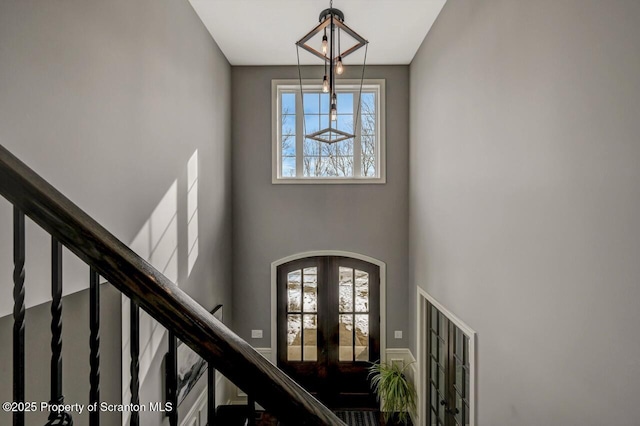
[427, 302, 471, 426]
[277, 256, 380, 408]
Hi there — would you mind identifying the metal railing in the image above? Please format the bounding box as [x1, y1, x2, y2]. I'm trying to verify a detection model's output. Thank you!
[0, 144, 346, 426]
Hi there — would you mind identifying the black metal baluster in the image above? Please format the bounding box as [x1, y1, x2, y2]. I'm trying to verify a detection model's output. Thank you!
[247, 396, 256, 426]
[208, 304, 223, 425]
[13, 207, 25, 426]
[130, 302, 140, 426]
[207, 364, 215, 425]
[45, 238, 73, 426]
[89, 268, 100, 426]
[167, 332, 178, 426]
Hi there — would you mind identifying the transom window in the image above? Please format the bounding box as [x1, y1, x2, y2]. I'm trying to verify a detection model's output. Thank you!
[272, 80, 386, 184]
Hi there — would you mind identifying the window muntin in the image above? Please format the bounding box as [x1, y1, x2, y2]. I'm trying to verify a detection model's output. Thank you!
[273, 80, 386, 184]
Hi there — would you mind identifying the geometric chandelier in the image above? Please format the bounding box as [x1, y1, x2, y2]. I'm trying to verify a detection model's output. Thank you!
[296, 0, 368, 144]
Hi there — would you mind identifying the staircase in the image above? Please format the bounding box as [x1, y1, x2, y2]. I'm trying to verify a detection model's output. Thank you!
[0, 144, 347, 426]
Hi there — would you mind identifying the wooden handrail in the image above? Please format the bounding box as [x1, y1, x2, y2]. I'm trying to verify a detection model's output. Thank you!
[0, 144, 346, 426]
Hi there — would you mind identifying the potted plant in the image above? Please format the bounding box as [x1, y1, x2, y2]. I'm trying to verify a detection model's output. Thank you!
[368, 361, 417, 425]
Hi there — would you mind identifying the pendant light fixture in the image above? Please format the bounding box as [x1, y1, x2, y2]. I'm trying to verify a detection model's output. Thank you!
[296, 0, 368, 145]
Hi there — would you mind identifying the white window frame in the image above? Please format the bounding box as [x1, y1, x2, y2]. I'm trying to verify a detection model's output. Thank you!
[271, 79, 386, 184]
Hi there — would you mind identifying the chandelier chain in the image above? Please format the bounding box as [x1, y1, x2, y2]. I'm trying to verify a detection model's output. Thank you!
[296, 44, 307, 141]
[353, 42, 369, 141]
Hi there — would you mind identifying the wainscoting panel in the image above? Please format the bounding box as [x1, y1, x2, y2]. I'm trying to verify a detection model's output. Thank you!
[179, 387, 207, 426]
[180, 367, 227, 426]
[226, 346, 417, 425]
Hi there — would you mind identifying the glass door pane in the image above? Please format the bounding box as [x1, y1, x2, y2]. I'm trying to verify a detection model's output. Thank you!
[354, 314, 369, 361]
[453, 327, 470, 425]
[303, 314, 318, 361]
[355, 270, 369, 312]
[427, 302, 472, 426]
[302, 267, 318, 312]
[354, 270, 369, 361]
[287, 314, 301, 361]
[287, 270, 301, 312]
[428, 304, 448, 426]
[339, 267, 353, 311]
[339, 314, 354, 361]
[338, 266, 371, 362]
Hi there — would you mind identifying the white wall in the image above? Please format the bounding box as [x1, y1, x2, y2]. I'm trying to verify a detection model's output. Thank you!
[0, 0, 232, 424]
[409, 1, 640, 425]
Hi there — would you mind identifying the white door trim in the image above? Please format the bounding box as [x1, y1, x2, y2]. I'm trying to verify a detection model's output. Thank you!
[270, 250, 387, 364]
[416, 287, 476, 426]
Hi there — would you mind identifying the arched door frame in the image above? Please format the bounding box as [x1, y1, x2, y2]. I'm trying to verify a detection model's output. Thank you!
[270, 250, 387, 365]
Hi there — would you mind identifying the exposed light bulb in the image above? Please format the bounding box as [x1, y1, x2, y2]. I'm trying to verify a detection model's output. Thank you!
[322, 35, 328, 55]
[322, 76, 329, 93]
[336, 56, 344, 75]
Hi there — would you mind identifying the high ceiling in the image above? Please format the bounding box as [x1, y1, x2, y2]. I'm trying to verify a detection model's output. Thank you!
[189, 0, 446, 65]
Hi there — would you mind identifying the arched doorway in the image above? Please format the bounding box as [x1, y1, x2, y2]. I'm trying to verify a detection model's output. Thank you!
[275, 255, 381, 409]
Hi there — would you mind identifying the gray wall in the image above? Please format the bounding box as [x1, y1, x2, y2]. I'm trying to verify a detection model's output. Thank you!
[0, 285, 121, 425]
[232, 66, 410, 349]
[409, 0, 640, 425]
[0, 0, 232, 424]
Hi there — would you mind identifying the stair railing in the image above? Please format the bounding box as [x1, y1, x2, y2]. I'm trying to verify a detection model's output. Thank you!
[0, 144, 346, 426]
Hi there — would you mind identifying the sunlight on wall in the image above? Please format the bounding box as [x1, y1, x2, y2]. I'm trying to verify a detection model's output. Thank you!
[187, 150, 199, 276]
[121, 150, 199, 423]
[131, 180, 179, 282]
[122, 179, 178, 422]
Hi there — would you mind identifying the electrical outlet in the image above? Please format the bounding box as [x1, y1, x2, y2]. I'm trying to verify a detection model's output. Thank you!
[394, 330, 403, 339]
[251, 329, 263, 339]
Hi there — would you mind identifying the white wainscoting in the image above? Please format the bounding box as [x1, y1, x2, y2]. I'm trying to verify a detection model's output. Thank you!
[179, 369, 227, 426]
[226, 346, 418, 425]
[179, 388, 207, 426]
[384, 348, 418, 426]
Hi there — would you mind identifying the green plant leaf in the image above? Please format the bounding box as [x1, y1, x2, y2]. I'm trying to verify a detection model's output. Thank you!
[367, 361, 417, 423]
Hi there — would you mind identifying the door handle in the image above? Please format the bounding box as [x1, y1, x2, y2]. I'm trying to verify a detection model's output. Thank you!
[445, 406, 459, 415]
[440, 400, 459, 415]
